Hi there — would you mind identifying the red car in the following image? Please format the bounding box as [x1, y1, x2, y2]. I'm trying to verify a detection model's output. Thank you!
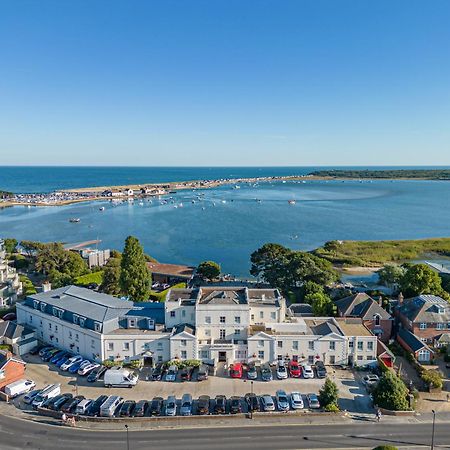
[229, 363, 243, 379]
[288, 360, 302, 378]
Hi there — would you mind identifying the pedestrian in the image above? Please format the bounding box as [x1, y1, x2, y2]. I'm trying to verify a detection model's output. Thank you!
[376, 409, 382, 422]
[61, 413, 67, 425]
[447, 393, 450, 403]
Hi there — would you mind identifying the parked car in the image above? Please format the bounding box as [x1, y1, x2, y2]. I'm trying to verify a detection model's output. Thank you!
[180, 366, 194, 381]
[276, 363, 288, 380]
[260, 394, 275, 412]
[197, 395, 210, 415]
[214, 395, 227, 414]
[61, 395, 85, 413]
[151, 363, 164, 381]
[246, 365, 258, 380]
[363, 374, 380, 386]
[307, 393, 320, 409]
[87, 395, 109, 417]
[2, 312, 16, 321]
[50, 351, 67, 364]
[180, 394, 193, 416]
[29, 345, 42, 355]
[119, 400, 136, 417]
[302, 364, 314, 379]
[276, 390, 290, 412]
[197, 364, 209, 381]
[87, 365, 106, 382]
[245, 393, 259, 412]
[4, 379, 36, 398]
[229, 396, 242, 414]
[68, 360, 85, 374]
[75, 398, 93, 415]
[104, 367, 138, 388]
[42, 349, 60, 362]
[261, 365, 273, 382]
[23, 389, 42, 405]
[230, 362, 243, 379]
[32, 384, 61, 408]
[78, 363, 100, 376]
[165, 365, 178, 382]
[61, 355, 83, 371]
[165, 396, 177, 416]
[149, 397, 164, 416]
[100, 395, 123, 417]
[315, 361, 327, 378]
[133, 400, 149, 417]
[49, 393, 73, 411]
[38, 346, 53, 357]
[288, 361, 302, 378]
[56, 355, 70, 368]
[290, 391, 304, 409]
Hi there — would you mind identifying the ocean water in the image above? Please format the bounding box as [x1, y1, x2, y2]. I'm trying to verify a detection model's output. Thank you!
[1, 173, 450, 277]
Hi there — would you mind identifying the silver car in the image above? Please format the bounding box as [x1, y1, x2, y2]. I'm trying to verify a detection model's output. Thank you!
[276, 390, 290, 412]
[290, 391, 304, 409]
[180, 393, 192, 416]
[166, 395, 177, 416]
[260, 394, 275, 411]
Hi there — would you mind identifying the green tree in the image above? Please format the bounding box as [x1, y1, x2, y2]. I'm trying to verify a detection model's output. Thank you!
[197, 261, 221, 280]
[3, 238, 18, 254]
[318, 378, 339, 409]
[250, 243, 292, 287]
[100, 257, 122, 295]
[399, 264, 444, 298]
[20, 240, 44, 258]
[373, 371, 409, 411]
[305, 292, 334, 316]
[119, 236, 151, 301]
[377, 264, 405, 286]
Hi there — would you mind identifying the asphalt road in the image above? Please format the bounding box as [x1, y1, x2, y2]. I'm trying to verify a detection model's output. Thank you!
[0, 414, 449, 450]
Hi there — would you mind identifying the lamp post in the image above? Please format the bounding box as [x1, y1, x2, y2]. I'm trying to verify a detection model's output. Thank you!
[431, 410, 436, 450]
[125, 424, 130, 450]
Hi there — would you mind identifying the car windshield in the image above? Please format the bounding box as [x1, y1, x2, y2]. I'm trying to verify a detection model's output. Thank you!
[279, 395, 287, 402]
[182, 402, 190, 407]
[167, 402, 175, 408]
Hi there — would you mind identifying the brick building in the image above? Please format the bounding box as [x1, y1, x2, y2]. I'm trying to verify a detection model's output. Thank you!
[0, 350, 26, 391]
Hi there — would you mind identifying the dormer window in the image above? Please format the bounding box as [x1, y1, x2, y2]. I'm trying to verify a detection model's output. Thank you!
[147, 319, 155, 330]
[52, 307, 58, 317]
[374, 314, 381, 326]
[73, 314, 79, 325]
[128, 318, 137, 328]
[438, 307, 445, 314]
[33, 300, 39, 309]
[40, 302, 47, 312]
[57, 309, 63, 319]
[94, 322, 101, 332]
[79, 317, 85, 328]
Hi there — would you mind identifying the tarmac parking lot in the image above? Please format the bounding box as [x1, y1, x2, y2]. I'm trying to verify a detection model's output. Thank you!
[18, 354, 373, 414]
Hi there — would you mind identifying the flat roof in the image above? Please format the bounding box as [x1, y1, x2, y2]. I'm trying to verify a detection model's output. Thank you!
[147, 262, 195, 278]
[335, 318, 373, 337]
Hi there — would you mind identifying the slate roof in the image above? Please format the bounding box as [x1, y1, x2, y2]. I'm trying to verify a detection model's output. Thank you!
[125, 302, 165, 324]
[288, 303, 313, 317]
[304, 319, 342, 336]
[335, 293, 391, 320]
[398, 328, 433, 353]
[198, 288, 247, 305]
[0, 320, 34, 340]
[397, 295, 450, 323]
[172, 323, 196, 336]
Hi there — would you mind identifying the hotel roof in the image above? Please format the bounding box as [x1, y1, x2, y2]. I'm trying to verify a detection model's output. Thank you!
[335, 318, 373, 337]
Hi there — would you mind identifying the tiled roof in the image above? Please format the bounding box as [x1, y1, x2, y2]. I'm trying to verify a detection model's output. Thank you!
[398, 328, 432, 353]
[335, 293, 391, 320]
[397, 295, 450, 323]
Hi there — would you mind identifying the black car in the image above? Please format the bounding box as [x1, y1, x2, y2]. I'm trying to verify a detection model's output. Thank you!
[180, 366, 194, 381]
[148, 397, 164, 416]
[61, 395, 85, 413]
[197, 395, 210, 415]
[119, 400, 136, 417]
[214, 395, 227, 414]
[196, 364, 209, 381]
[230, 396, 242, 414]
[315, 361, 327, 378]
[151, 364, 165, 381]
[29, 345, 43, 355]
[133, 400, 149, 417]
[50, 394, 73, 411]
[87, 365, 107, 383]
[87, 395, 109, 416]
[245, 393, 260, 412]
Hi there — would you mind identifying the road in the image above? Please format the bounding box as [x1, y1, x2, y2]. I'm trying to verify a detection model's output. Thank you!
[0, 414, 449, 450]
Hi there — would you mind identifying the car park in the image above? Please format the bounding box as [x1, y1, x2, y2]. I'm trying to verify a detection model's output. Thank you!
[165, 396, 177, 416]
[149, 397, 164, 416]
[229, 362, 243, 379]
[75, 399, 93, 415]
[197, 364, 209, 381]
[302, 364, 314, 379]
[23, 389, 42, 405]
[151, 363, 164, 381]
[4, 379, 36, 398]
[197, 395, 210, 415]
[87, 395, 109, 416]
[213, 395, 227, 414]
[180, 366, 194, 381]
[119, 400, 136, 417]
[229, 396, 242, 414]
[61, 355, 83, 371]
[87, 365, 106, 382]
[246, 364, 258, 380]
[50, 351, 66, 364]
[307, 393, 320, 409]
[260, 395, 275, 412]
[261, 365, 273, 381]
[276, 363, 288, 380]
[180, 394, 193, 416]
[61, 395, 85, 413]
[363, 374, 380, 386]
[245, 393, 259, 412]
[315, 361, 327, 378]
[288, 361, 301, 378]
[290, 391, 304, 409]
[165, 365, 178, 382]
[276, 390, 290, 412]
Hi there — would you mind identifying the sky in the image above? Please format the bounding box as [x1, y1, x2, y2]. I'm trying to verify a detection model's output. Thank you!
[1, 0, 450, 166]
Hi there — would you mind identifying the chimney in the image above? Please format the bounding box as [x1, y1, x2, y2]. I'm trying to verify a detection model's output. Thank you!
[398, 292, 404, 305]
[378, 296, 383, 306]
[42, 282, 52, 293]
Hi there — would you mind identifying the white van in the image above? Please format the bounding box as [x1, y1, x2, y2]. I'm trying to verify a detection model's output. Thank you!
[4, 379, 36, 398]
[103, 367, 138, 388]
[100, 395, 123, 417]
[75, 398, 93, 415]
[32, 384, 61, 408]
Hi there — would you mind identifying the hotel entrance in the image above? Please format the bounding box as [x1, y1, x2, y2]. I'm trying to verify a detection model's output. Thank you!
[218, 351, 227, 362]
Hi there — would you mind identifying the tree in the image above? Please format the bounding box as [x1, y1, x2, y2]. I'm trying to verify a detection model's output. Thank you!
[305, 292, 334, 316]
[20, 240, 44, 258]
[399, 264, 444, 298]
[250, 243, 292, 287]
[373, 371, 409, 411]
[100, 257, 122, 295]
[197, 261, 221, 280]
[3, 238, 18, 254]
[119, 236, 151, 301]
[318, 378, 339, 410]
[377, 264, 405, 287]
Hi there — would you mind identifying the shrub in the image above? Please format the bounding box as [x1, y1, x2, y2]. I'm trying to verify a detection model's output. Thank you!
[318, 378, 339, 410]
[102, 360, 121, 368]
[324, 403, 340, 412]
[373, 371, 410, 411]
[0, 344, 13, 352]
[421, 370, 443, 390]
[372, 446, 399, 450]
[19, 275, 37, 296]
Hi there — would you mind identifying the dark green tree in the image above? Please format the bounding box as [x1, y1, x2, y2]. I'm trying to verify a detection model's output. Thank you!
[318, 377, 339, 410]
[378, 264, 406, 286]
[373, 371, 409, 411]
[306, 292, 334, 316]
[119, 236, 151, 301]
[399, 264, 444, 298]
[20, 240, 44, 258]
[197, 261, 221, 280]
[3, 238, 18, 254]
[100, 257, 122, 295]
[250, 243, 292, 287]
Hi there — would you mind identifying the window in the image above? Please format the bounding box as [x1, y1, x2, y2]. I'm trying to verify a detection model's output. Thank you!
[58, 310, 63, 319]
[367, 341, 374, 351]
[128, 318, 137, 328]
[181, 350, 187, 359]
[40, 302, 46, 312]
[33, 300, 39, 309]
[52, 307, 58, 317]
[329, 355, 336, 364]
[181, 339, 187, 347]
[94, 322, 101, 332]
[436, 323, 444, 330]
[374, 315, 381, 326]
[123, 342, 130, 351]
[277, 354, 283, 361]
[219, 329, 226, 340]
[258, 340, 264, 348]
[357, 341, 363, 350]
[157, 342, 163, 348]
[108, 342, 114, 351]
[147, 319, 155, 330]
[259, 311, 264, 319]
[329, 341, 335, 350]
[29, 315, 33, 323]
[170, 311, 176, 317]
[69, 331, 72, 339]
[251, 314, 254, 320]
[308, 341, 314, 350]
[91, 339, 95, 349]
[234, 329, 241, 336]
[205, 316, 211, 324]
[219, 316, 226, 324]
[73, 315, 79, 325]
[79, 317, 85, 328]
[55, 325, 58, 332]
[204, 329, 211, 337]
[349, 341, 354, 348]
[419, 323, 427, 330]
[258, 350, 265, 359]
[308, 355, 314, 364]
[157, 355, 163, 362]
[292, 341, 298, 350]
[270, 312, 276, 320]
[48, 323, 52, 330]
[200, 350, 208, 359]
[181, 310, 186, 317]
[234, 316, 240, 324]
[357, 355, 364, 361]
[235, 350, 246, 359]
[277, 341, 283, 348]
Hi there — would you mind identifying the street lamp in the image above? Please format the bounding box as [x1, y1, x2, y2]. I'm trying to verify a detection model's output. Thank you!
[125, 424, 130, 450]
[431, 410, 436, 450]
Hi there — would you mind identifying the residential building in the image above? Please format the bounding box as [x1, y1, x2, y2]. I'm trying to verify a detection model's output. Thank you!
[397, 328, 434, 362]
[0, 350, 26, 391]
[335, 293, 393, 343]
[396, 294, 450, 345]
[0, 320, 37, 356]
[0, 240, 23, 308]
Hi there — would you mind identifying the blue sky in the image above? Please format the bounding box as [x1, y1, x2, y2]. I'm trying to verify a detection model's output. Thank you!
[1, 0, 450, 166]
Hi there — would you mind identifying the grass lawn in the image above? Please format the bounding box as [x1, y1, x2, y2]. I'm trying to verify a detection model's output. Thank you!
[150, 282, 186, 301]
[314, 237, 450, 267]
[74, 271, 104, 286]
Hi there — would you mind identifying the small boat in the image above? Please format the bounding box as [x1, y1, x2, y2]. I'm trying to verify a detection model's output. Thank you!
[69, 218, 80, 223]
[288, 200, 296, 205]
[202, 207, 206, 211]
[221, 200, 227, 204]
[233, 185, 240, 189]
[99, 207, 105, 211]
[138, 201, 144, 206]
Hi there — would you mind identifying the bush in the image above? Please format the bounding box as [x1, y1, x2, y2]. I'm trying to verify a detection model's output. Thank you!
[323, 403, 340, 412]
[19, 275, 37, 296]
[318, 378, 339, 410]
[0, 344, 13, 352]
[373, 371, 410, 411]
[102, 360, 121, 368]
[388, 342, 405, 357]
[421, 370, 443, 390]
[372, 446, 399, 450]
[167, 359, 201, 369]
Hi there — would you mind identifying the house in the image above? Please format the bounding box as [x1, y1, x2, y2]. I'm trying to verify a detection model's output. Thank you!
[0, 350, 26, 391]
[0, 320, 37, 356]
[434, 332, 450, 348]
[396, 294, 450, 345]
[147, 262, 195, 285]
[397, 327, 434, 362]
[0, 240, 23, 308]
[335, 293, 393, 343]
[377, 340, 395, 368]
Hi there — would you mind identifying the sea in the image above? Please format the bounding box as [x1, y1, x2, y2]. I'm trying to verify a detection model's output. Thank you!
[1, 166, 450, 277]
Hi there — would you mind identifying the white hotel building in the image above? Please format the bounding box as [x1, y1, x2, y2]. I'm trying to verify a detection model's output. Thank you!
[17, 286, 377, 366]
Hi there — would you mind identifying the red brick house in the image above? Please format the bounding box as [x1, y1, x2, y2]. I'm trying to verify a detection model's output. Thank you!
[334, 293, 393, 343]
[397, 328, 434, 362]
[0, 350, 26, 391]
